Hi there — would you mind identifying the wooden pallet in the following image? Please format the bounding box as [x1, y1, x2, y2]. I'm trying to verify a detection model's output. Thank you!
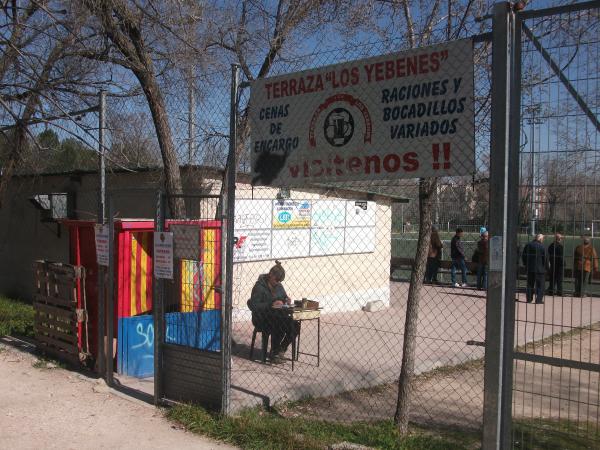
[33, 261, 86, 366]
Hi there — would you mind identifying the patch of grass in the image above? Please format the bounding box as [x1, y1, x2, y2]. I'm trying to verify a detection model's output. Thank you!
[166, 404, 480, 450]
[513, 418, 600, 450]
[0, 297, 34, 338]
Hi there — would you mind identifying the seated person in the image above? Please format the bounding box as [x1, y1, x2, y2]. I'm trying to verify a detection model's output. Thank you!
[247, 261, 298, 364]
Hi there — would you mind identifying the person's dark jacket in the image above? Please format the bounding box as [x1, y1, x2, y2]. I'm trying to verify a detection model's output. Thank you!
[522, 240, 547, 274]
[247, 274, 288, 312]
[247, 274, 289, 329]
[451, 235, 465, 259]
[548, 242, 564, 269]
[477, 238, 489, 265]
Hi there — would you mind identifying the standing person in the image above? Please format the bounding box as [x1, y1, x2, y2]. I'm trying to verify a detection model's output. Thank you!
[247, 261, 297, 363]
[522, 234, 547, 304]
[451, 228, 468, 287]
[547, 233, 564, 296]
[573, 236, 598, 297]
[476, 229, 489, 290]
[425, 227, 444, 284]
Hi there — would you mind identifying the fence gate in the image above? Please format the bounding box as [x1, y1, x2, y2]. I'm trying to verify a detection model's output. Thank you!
[484, 2, 600, 448]
[154, 193, 226, 410]
[510, 2, 600, 448]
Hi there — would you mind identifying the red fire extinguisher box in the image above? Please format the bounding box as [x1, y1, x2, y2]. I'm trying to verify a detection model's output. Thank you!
[62, 219, 222, 373]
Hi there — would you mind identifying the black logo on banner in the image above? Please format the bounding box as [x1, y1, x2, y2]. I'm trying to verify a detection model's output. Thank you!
[324, 108, 354, 147]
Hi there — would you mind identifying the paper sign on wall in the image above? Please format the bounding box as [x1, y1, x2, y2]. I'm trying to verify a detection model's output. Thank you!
[94, 224, 110, 267]
[234, 229, 272, 262]
[154, 232, 174, 279]
[273, 200, 312, 228]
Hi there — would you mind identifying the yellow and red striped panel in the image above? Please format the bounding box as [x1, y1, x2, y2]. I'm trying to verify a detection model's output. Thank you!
[179, 227, 221, 311]
[129, 232, 153, 316]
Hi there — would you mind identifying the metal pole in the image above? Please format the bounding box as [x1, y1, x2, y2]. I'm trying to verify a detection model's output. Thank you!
[188, 73, 195, 165]
[153, 191, 166, 405]
[106, 196, 115, 386]
[530, 116, 535, 237]
[97, 90, 107, 378]
[483, 3, 520, 449]
[221, 64, 239, 415]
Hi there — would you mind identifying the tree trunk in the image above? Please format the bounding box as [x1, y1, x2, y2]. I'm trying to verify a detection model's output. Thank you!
[394, 176, 437, 433]
[136, 72, 186, 218]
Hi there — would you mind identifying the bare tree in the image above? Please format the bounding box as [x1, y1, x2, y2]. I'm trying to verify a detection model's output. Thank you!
[79, 0, 206, 217]
[0, 1, 98, 206]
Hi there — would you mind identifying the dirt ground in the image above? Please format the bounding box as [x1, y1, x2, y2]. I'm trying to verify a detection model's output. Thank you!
[281, 322, 600, 432]
[0, 337, 236, 450]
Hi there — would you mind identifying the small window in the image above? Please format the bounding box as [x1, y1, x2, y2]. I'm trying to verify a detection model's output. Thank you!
[29, 193, 71, 220]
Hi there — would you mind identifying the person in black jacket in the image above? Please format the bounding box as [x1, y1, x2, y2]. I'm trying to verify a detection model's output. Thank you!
[522, 234, 547, 304]
[547, 233, 564, 296]
[247, 261, 297, 363]
[450, 228, 468, 287]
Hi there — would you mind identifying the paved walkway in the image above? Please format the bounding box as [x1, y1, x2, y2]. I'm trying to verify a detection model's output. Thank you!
[0, 338, 235, 450]
[229, 282, 600, 411]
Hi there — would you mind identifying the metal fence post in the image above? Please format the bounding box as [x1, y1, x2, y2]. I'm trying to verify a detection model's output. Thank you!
[483, 2, 520, 449]
[154, 191, 166, 405]
[221, 64, 239, 415]
[97, 90, 107, 378]
[106, 196, 115, 386]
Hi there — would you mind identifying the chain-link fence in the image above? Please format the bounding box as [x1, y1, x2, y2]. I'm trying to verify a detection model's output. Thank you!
[511, 4, 600, 448]
[3, 2, 599, 447]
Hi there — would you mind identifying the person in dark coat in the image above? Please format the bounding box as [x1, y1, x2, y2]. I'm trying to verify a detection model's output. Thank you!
[522, 234, 547, 304]
[476, 229, 489, 290]
[425, 227, 444, 283]
[247, 261, 297, 363]
[451, 228, 468, 287]
[547, 233, 564, 296]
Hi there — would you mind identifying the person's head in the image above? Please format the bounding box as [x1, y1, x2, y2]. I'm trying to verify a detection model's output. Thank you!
[480, 226, 487, 235]
[267, 260, 285, 286]
[555, 233, 563, 243]
[535, 233, 544, 243]
[482, 231, 489, 240]
[582, 236, 591, 245]
[456, 227, 463, 237]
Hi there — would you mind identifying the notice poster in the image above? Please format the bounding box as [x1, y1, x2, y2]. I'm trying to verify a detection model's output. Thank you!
[235, 199, 272, 230]
[310, 228, 345, 256]
[271, 229, 311, 258]
[94, 224, 110, 266]
[344, 226, 376, 253]
[233, 229, 272, 262]
[250, 39, 475, 186]
[312, 200, 346, 228]
[346, 201, 376, 227]
[153, 232, 174, 279]
[272, 200, 312, 228]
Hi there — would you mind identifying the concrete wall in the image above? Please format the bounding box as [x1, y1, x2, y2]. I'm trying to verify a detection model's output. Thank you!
[0, 170, 392, 312]
[231, 184, 392, 317]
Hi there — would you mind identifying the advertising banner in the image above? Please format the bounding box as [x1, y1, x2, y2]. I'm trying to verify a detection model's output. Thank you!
[250, 39, 474, 185]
